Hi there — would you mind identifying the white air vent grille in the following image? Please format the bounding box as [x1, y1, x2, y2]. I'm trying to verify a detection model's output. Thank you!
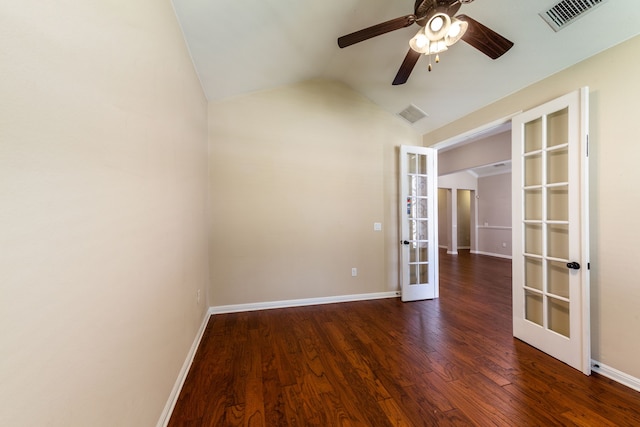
[540, 0, 608, 32]
[398, 104, 428, 124]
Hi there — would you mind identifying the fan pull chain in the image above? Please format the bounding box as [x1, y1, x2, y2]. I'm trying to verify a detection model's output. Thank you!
[427, 53, 442, 72]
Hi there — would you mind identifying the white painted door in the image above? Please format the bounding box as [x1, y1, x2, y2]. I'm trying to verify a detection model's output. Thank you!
[512, 88, 591, 374]
[400, 145, 438, 302]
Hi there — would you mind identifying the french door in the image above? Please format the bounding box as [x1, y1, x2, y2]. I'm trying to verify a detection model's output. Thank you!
[511, 88, 591, 374]
[399, 145, 438, 302]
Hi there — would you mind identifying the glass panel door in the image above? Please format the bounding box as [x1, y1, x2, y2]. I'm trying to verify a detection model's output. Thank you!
[512, 88, 590, 374]
[400, 146, 438, 302]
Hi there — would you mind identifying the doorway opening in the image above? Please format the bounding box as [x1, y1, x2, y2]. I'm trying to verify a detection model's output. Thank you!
[435, 118, 513, 260]
[438, 187, 476, 255]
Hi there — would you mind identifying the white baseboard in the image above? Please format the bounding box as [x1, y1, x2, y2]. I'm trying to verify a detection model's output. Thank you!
[157, 309, 212, 427]
[439, 246, 470, 251]
[471, 250, 512, 260]
[591, 360, 640, 393]
[210, 291, 399, 314]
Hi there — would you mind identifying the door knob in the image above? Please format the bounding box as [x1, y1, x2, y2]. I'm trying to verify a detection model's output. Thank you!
[402, 240, 410, 245]
[566, 262, 581, 270]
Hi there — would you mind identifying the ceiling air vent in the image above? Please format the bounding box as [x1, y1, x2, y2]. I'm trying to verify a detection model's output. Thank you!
[398, 104, 428, 124]
[540, 0, 608, 32]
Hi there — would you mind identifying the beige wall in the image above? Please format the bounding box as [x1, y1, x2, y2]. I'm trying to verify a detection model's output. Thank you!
[438, 188, 449, 248]
[457, 190, 471, 248]
[438, 131, 511, 176]
[208, 79, 421, 306]
[438, 171, 478, 251]
[476, 173, 512, 257]
[0, 1, 208, 426]
[477, 173, 512, 228]
[424, 35, 640, 379]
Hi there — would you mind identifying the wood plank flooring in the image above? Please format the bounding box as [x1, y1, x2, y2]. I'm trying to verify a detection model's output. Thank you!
[169, 250, 640, 426]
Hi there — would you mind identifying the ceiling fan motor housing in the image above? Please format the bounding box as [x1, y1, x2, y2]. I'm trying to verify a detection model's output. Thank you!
[415, 1, 463, 26]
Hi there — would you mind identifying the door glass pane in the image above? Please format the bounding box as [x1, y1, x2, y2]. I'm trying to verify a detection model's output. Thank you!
[409, 264, 418, 285]
[525, 224, 542, 255]
[548, 148, 568, 184]
[410, 243, 429, 263]
[418, 154, 428, 174]
[409, 220, 416, 242]
[408, 176, 428, 197]
[525, 189, 542, 220]
[525, 290, 543, 326]
[419, 243, 428, 262]
[525, 257, 543, 291]
[524, 154, 542, 186]
[409, 262, 429, 285]
[547, 108, 569, 147]
[414, 198, 428, 219]
[548, 297, 570, 338]
[548, 261, 569, 298]
[407, 154, 417, 174]
[547, 186, 568, 221]
[419, 263, 428, 284]
[525, 117, 543, 153]
[548, 224, 569, 259]
[409, 220, 428, 241]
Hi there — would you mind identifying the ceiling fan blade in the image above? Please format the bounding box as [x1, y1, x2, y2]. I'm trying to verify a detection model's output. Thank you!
[457, 14, 514, 59]
[393, 48, 422, 85]
[338, 15, 416, 48]
[447, 3, 462, 16]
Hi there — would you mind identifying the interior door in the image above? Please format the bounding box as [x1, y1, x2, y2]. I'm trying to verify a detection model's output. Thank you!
[511, 88, 590, 374]
[400, 145, 438, 302]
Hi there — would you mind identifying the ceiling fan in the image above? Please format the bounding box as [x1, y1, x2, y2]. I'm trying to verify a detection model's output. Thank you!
[337, 0, 514, 85]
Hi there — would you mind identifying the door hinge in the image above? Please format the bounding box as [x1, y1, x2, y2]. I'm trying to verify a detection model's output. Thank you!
[588, 262, 590, 270]
[586, 134, 589, 157]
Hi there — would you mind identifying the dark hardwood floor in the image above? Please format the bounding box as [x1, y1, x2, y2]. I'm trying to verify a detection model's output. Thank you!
[169, 250, 640, 426]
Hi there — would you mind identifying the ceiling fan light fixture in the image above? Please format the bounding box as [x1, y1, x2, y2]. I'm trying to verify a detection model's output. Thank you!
[428, 40, 448, 54]
[425, 12, 451, 41]
[430, 16, 445, 31]
[445, 18, 468, 46]
[409, 28, 430, 53]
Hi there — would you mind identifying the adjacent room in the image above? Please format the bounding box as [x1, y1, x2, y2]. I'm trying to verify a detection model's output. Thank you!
[3, 1, 640, 426]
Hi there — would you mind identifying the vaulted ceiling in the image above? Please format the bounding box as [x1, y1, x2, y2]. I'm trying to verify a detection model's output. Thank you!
[172, 0, 640, 134]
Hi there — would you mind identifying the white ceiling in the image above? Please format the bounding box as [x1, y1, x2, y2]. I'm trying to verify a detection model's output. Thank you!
[172, 0, 640, 135]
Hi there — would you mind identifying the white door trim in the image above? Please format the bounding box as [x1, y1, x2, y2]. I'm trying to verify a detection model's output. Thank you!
[431, 113, 520, 151]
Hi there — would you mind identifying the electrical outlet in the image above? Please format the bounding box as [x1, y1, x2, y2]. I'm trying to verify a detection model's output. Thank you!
[351, 268, 358, 277]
